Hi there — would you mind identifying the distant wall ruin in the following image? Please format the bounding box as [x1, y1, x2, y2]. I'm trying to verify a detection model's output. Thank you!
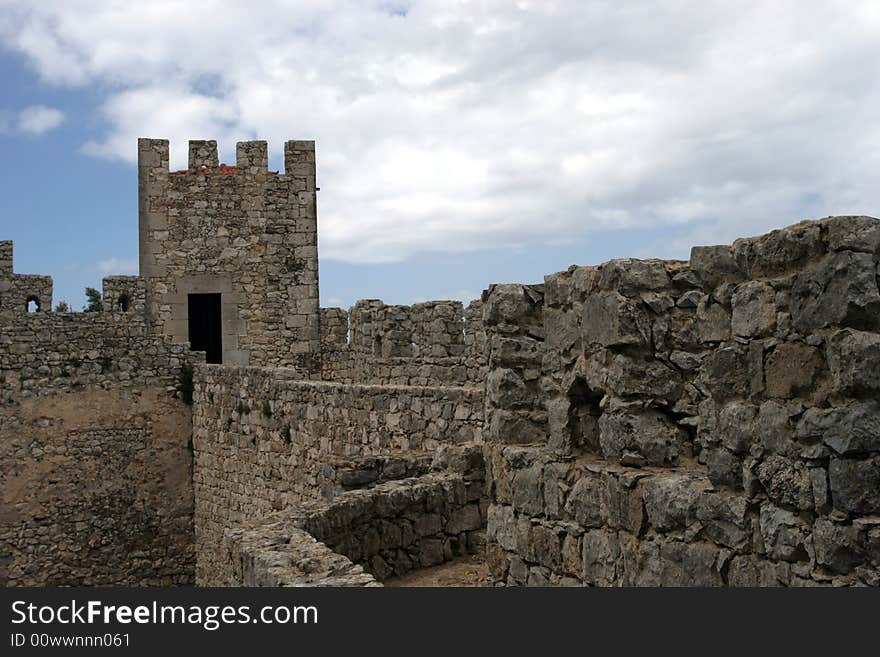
[0, 273, 198, 586]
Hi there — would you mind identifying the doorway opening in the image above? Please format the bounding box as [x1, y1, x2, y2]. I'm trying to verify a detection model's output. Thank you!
[188, 293, 222, 364]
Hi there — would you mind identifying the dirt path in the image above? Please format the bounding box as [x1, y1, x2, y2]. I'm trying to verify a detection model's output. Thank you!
[383, 555, 490, 587]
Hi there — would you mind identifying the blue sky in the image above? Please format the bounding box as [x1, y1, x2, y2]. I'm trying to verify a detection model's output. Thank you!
[1, 2, 878, 310]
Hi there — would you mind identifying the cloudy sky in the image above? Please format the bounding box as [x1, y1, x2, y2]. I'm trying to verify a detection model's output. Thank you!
[1, 1, 878, 309]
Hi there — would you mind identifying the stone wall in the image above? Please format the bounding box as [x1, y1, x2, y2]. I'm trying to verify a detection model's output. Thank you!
[192, 365, 485, 585]
[0, 240, 53, 315]
[0, 274, 199, 585]
[484, 216, 880, 587]
[138, 139, 320, 370]
[318, 298, 487, 386]
[223, 446, 486, 586]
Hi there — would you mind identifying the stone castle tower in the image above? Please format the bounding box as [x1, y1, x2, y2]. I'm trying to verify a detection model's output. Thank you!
[137, 138, 320, 370]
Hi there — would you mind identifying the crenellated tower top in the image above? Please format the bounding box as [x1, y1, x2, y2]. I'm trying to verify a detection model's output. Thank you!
[137, 138, 320, 371]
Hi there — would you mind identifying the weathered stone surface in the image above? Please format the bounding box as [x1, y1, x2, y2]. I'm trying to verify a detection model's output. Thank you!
[733, 221, 824, 277]
[715, 402, 757, 454]
[812, 518, 864, 574]
[731, 281, 777, 338]
[581, 529, 624, 586]
[827, 329, 880, 396]
[598, 410, 688, 466]
[759, 504, 810, 562]
[727, 555, 789, 586]
[487, 367, 530, 408]
[764, 342, 823, 398]
[642, 473, 705, 532]
[823, 215, 880, 254]
[705, 447, 743, 489]
[756, 455, 813, 511]
[689, 245, 742, 287]
[512, 465, 544, 516]
[629, 540, 722, 586]
[695, 297, 731, 343]
[565, 475, 605, 528]
[829, 457, 880, 514]
[695, 492, 751, 550]
[797, 403, 880, 455]
[754, 400, 797, 455]
[698, 346, 750, 401]
[581, 292, 649, 347]
[483, 283, 543, 326]
[598, 259, 670, 294]
[791, 251, 880, 332]
[605, 354, 682, 401]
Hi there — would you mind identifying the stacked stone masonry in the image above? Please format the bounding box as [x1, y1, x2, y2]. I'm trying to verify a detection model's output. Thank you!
[483, 216, 880, 587]
[191, 366, 484, 584]
[318, 299, 487, 386]
[223, 454, 486, 586]
[1, 269, 199, 585]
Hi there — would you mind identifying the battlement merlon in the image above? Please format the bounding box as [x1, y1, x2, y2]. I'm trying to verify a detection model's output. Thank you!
[0, 240, 12, 275]
[136, 138, 316, 176]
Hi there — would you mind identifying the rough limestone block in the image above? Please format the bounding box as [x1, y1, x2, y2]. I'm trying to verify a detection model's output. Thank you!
[605, 354, 682, 401]
[727, 555, 790, 586]
[797, 402, 880, 455]
[511, 464, 544, 516]
[486, 504, 516, 551]
[627, 539, 721, 586]
[581, 529, 623, 586]
[483, 283, 542, 327]
[689, 245, 742, 288]
[486, 367, 530, 408]
[731, 281, 777, 337]
[733, 221, 824, 278]
[759, 504, 811, 562]
[812, 518, 865, 574]
[695, 297, 731, 343]
[698, 346, 750, 402]
[641, 473, 706, 532]
[695, 492, 751, 550]
[598, 409, 687, 467]
[705, 447, 743, 489]
[597, 259, 671, 294]
[826, 329, 880, 396]
[791, 250, 880, 332]
[564, 474, 605, 529]
[764, 342, 823, 398]
[715, 401, 758, 454]
[581, 291, 649, 348]
[823, 215, 880, 254]
[487, 409, 547, 445]
[829, 456, 880, 514]
[756, 455, 813, 511]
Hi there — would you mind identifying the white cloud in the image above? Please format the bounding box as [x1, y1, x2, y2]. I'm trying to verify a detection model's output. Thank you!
[96, 257, 138, 275]
[16, 105, 65, 135]
[1, 1, 879, 263]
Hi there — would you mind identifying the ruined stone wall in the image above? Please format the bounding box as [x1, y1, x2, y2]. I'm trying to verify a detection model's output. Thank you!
[484, 216, 880, 587]
[0, 240, 53, 315]
[138, 139, 320, 370]
[223, 463, 486, 586]
[319, 299, 487, 386]
[1, 274, 198, 586]
[192, 365, 484, 585]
